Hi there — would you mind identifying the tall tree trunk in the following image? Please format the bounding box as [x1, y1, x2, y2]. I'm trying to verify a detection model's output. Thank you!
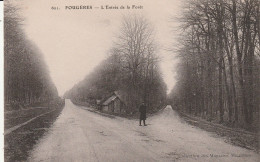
[223, 59, 233, 122]
[229, 57, 238, 122]
[231, 0, 249, 124]
[217, 1, 225, 123]
[218, 58, 224, 123]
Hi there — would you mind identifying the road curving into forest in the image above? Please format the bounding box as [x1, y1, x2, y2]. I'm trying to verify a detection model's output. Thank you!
[28, 100, 259, 162]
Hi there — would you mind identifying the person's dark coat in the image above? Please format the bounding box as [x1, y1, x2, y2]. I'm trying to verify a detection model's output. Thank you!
[139, 104, 146, 120]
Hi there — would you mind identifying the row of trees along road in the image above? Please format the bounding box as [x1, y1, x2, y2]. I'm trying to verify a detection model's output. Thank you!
[169, 0, 260, 130]
[4, 3, 59, 110]
[65, 16, 167, 114]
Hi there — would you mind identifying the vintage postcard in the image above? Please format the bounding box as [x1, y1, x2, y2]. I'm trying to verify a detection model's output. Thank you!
[3, 0, 259, 161]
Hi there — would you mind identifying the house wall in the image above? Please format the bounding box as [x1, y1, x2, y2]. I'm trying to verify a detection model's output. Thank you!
[114, 98, 121, 113]
[108, 101, 114, 112]
[102, 97, 126, 114]
[102, 105, 109, 112]
[120, 102, 126, 114]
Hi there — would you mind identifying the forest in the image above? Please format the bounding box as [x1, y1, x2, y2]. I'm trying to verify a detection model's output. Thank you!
[65, 16, 167, 114]
[169, 0, 259, 130]
[4, 3, 60, 110]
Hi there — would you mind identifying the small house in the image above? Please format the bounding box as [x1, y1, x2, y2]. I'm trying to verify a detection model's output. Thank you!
[101, 91, 126, 114]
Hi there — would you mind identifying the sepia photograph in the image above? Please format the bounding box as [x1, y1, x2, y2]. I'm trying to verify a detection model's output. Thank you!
[3, 0, 260, 161]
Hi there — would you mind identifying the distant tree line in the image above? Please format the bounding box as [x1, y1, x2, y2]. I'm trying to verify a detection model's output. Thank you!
[169, 0, 259, 129]
[65, 16, 167, 113]
[4, 3, 59, 109]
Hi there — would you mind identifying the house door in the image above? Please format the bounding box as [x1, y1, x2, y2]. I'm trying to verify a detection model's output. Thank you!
[111, 101, 115, 112]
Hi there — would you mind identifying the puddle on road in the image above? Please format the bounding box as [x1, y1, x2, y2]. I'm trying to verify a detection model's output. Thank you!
[141, 139, 150, 142]
[98, 131, 109, 136]
[134, 130, 147, 137]
[67, 118, 75, 124]
[153, 139, 165, 143]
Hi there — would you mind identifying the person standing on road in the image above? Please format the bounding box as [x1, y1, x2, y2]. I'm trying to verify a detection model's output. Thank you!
[139, 102, 147, 126]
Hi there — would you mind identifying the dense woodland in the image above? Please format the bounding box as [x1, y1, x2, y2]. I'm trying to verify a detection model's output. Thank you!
[4, 3, 59, 109]
[65, 16, 167, 114]
[169, 0, 259, 129]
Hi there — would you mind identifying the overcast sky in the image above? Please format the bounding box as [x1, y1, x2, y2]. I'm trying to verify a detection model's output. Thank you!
[17, 0, 182, 95]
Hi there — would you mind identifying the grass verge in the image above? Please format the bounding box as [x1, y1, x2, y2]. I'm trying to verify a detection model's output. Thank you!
[177, 111, 259, 153]
[4, 103, 64, 162]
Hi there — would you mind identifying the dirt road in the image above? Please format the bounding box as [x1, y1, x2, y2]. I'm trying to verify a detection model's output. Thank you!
[28, 100, 259, 162]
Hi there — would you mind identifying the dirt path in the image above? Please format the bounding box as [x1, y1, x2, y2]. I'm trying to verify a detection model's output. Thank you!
[28, 100, 259, 162]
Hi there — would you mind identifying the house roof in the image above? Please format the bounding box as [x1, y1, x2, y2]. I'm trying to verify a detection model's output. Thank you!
[102, 95, 118, 106]
[114, 91, 125, 103]
[101, 91, 126, 106]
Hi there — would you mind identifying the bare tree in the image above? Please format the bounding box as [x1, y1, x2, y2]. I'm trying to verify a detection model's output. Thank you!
[66, 15, 167, 114]
[170, 0, 260, 129]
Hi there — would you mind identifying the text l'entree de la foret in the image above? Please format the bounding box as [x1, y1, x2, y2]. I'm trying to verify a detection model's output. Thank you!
[51, 5, 143, 10]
